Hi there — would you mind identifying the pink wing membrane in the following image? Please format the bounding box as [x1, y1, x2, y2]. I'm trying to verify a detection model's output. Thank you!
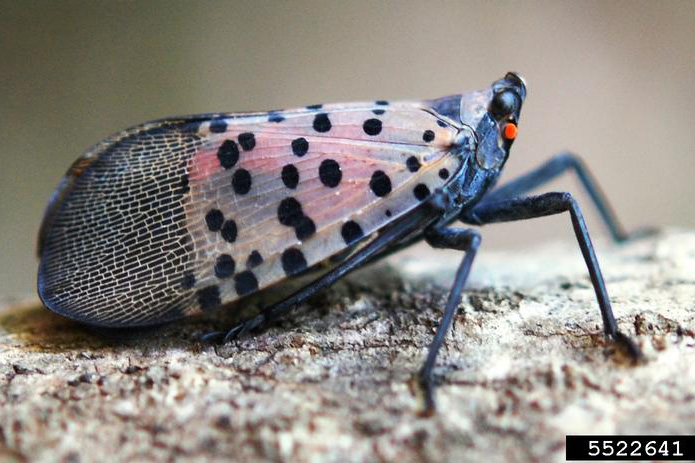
[185, 102, 462, 311]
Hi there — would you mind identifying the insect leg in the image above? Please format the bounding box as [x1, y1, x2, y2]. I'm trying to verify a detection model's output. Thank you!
[420, 226, 481, 412]
[473, 153, 652, 242]
[208, 207, 440, 343]
[468, 192, 642, 359]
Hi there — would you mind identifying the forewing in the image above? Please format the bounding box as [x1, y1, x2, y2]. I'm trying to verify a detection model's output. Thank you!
[38, 101, 463, 327]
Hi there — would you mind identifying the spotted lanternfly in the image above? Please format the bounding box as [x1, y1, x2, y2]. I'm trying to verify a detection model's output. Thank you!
[38, 72, 645, 410]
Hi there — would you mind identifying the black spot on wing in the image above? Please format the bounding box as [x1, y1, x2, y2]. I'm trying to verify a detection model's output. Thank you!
[281, 248, 307, 276]
[319, 159, 342, 187]
[238, 132, 255, 151]
[414, 183, 430, 200]
[268, 112, 285, 123]
[295, 216, 316, 241]
[214, 254, 235, 279]
[221, 220, 237, 243]
[277, 197, 316, 240]
[197, 286, 221, 311]
[278, 197, 304, 227]
[281, 164, 299, 189]
[363, 118, 382, 136]
[205, 209, 224, 232]
[406, 156, 421, 172]
[234, 271, 258, 296]
[246, 250, 263, 269]
[232, 169, 252, 195]
[341, 221, 364, 245]
[313, 113, 332, 133]
[291, 137, 309, 157]
[209, 118, 227, 133]
[369, 170, 392, 197]
[217, 140, 239, 169]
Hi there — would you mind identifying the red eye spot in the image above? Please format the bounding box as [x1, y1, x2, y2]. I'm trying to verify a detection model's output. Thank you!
[503, 123, 518, 141]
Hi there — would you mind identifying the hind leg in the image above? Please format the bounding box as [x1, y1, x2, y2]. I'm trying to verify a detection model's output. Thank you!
[464, 192, 641, 358]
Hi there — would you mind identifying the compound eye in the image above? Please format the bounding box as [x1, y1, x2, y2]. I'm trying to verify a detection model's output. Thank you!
[490, 90, 518, 120]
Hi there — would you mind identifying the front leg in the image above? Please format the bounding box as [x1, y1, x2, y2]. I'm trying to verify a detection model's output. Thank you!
[468, 192, 642, 359]
[469, 153, 653, 242]
[419, 226, 481, 412]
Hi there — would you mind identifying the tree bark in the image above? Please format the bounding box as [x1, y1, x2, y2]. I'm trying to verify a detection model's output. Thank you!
[1, 229, 694, 463]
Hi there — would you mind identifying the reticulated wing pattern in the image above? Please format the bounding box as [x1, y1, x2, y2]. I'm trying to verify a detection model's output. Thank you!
[39, 120, 206, 326]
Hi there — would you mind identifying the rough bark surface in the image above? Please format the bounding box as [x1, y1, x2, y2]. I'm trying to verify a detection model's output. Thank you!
[1, 229, 694, 463]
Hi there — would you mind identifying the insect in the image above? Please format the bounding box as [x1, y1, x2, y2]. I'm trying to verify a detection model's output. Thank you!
[37, 72, 645, 410]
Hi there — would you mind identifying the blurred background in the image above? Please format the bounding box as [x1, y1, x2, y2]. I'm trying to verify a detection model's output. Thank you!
[1, 0, 694, 300]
